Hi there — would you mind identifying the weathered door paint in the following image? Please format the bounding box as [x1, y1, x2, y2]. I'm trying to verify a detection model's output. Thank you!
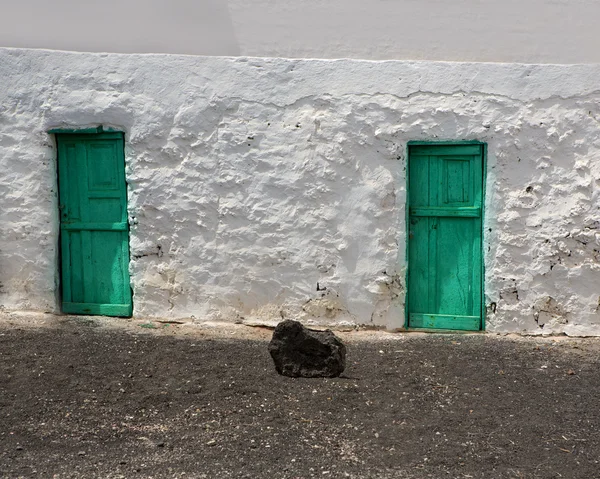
[407, 143, 484, 331]
[56, 132, 132, 317]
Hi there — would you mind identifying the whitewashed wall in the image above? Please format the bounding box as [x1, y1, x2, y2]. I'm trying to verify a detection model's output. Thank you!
[1, 48, 600, 335]
[1, 0, 600, 63]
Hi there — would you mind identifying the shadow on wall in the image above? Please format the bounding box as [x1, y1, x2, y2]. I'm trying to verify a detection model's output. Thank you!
[0, 0, 240, 56]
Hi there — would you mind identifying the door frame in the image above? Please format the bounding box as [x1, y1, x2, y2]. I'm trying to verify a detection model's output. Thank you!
[49, 126, 133, 317]
[404, 140, 487, 331]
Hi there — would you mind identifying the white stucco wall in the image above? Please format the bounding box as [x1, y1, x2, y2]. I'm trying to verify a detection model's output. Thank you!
[1, 48, 600, 335]
[2, 0, 600, 63]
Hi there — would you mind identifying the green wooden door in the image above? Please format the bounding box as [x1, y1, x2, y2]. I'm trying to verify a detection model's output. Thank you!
[56, 132, 132, 317]
[407, 144, 484, 331]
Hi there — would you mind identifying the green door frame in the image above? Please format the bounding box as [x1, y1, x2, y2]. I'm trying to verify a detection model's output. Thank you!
[404, 140, 487, 331]
[51, 127, 132, 317]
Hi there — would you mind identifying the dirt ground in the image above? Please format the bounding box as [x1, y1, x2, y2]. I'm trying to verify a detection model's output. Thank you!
[1, 313, 599, 479]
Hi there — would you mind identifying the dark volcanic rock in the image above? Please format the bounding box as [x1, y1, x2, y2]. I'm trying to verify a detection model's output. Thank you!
[268, 320, 346, 378]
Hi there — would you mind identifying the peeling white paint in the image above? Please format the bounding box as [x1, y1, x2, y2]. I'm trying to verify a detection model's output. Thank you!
[1, 48, 600, 335]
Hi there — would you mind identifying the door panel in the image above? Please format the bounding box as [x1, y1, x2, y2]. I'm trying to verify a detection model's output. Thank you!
[56, 133, 132, 317]
[407, 144, 483, 331]
[436, 217, 478, 316]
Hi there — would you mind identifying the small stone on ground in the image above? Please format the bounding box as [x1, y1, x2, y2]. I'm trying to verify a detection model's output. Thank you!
[268, 320, 346, 377]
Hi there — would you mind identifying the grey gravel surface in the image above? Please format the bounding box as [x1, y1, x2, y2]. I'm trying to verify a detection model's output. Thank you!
[1, 319, 599, 478]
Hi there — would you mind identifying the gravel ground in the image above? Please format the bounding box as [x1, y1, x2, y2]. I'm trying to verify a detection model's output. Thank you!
[1, 313, 599, 478]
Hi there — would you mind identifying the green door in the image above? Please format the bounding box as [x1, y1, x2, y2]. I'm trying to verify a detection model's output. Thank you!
[407, 144, 484, 331]
[56, 132, 132, 317]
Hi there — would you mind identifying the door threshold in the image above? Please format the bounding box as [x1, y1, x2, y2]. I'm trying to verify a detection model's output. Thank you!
[404, 327, 485, 334]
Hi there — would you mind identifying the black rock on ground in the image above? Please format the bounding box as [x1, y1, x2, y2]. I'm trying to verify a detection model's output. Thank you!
[268, 319, 346, 378]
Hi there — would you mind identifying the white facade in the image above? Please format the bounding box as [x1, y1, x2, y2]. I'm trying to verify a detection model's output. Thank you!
[1, 0, 600, 63]
[1, 48, 600, 335]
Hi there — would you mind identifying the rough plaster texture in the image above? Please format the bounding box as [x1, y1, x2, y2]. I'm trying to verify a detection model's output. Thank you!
[1, 48, 600, 335]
